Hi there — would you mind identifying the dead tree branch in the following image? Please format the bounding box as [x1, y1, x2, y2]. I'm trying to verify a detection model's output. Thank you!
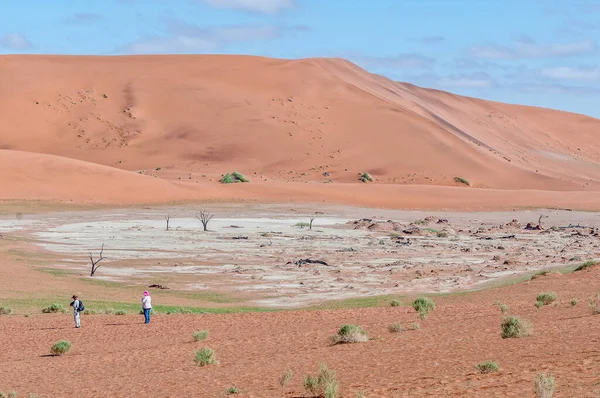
[165, 215, 171, 231]
[197, 210, 215, 232]
[309, 216, 316, 231]
[89, 243, 105, 277]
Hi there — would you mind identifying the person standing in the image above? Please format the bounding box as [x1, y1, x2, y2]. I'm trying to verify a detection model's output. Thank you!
[141, 291, 152, 324]
[70, 294, 81, 328]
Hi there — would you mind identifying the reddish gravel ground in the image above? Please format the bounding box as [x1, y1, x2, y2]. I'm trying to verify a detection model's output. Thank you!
[2, 268, 600, 397]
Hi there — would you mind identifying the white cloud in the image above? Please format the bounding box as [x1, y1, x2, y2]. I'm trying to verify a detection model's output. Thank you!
[203, 0, 295, 14]
[0, 32, 33, 49]
[121, 20, 288, 54]
[540, 66, 600, 81]
[468, 36, 596, 59]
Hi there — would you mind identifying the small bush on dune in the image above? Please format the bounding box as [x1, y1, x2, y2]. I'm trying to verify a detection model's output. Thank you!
[279, 370, 293, 387]
[42, 303, 66, 314]
[501, 316, 533, 338]
[226, 386, 239, 394]
[534, 372, 555, 398]
[571, 298, 578, 306]
[536, 292, 557, 306]
[535, 301, 543, 309]
[388, 323, 403, 333]
[413, 297, 435, 319]
[329, 324, 368, 345]
[194, 347, 217, 366]
[390, 299, 402, 307]
[50, 340, 71, 356]
[115, 309, 127, 316]
[303, 363, 339, 398]
[588, 292, 600, 314]
[359, 172, 373, 183]
[475, 361, 499, 374]
[454, 177, 470, 186]
[0, 306, 12, 315]
[193, 330, 209, 341]
[220, 171, 249, 184]
[410, 322, 420, 330]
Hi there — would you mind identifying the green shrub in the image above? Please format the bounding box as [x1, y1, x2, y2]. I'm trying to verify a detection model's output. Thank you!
[115, 309, 127, 316]
[279, 370, 293, 387]
[536, 292, 557, 305]
[388, 323, 403, 333]
[575, 260, 598, 271]
[412, 297, 435, 319]
[436, 231, 448, 238]
[226, 386, 239, 394]
[359, 172, 373, 183]
[220, 171, 249, 184]
[501, 316, 533, 338]
[571, 298, 578, 306]
[534, 372, 555, 398]
[475, 361, 499, 374]
[295, 222, 310, 228]
[329, 324, 368, 345]
[0, 306, 12, 315]
[138, 309, 155, 315]
[84, 309, 103, 315]
[0, 392, 17, 398]
[50, 340, 72, 356]
[42, 303, 66, 313]
[303, 363, 339, 398]
[104, 308, 114, 315]
[410, 322, 420, 330]
[390, 299, 402, 307]
[194, 347, 217, 366]
[499, 303, 509, 314]
[193, 330, 209, 342]
[454, 177, 470, 186]
[535, 301, 543, 309]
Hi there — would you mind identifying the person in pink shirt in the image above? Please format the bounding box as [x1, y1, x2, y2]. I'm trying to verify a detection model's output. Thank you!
[141, 291, 152, 324]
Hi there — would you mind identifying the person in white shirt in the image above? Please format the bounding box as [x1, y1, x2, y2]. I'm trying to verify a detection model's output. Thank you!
[70, 294, 81, 328]
[141, 291, 152, 324]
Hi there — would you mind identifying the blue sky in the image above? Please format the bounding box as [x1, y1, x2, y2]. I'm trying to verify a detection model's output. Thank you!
[1, 0, 600, 118]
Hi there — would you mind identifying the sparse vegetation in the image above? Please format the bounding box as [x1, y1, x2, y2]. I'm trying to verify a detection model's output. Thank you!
[84, 309, 103, 315]
[194, 347, 217, 366]
[412, 297, 435, 319]
[303, 363, 339, 398]
[155, 166, 162, 171]
[42, 303, 66, 314]
[575, 260, 598, 271]
[535, 301, 543, 309]
[279, 370, 293, 387]
[571, 298, 578, 306]
[359, 172, 373, 183]
[498, 303, 509, 314]
[115, 309, 127, 315]
[0, 392, 17, 398]
[534, 372, 555, 398]
[220, 171, 249, 183]
[410, 322, 420, 330]
[329, 324, 368, 345]
[588, 292, 600, 314]
[103, 94, 108, 98]
[295, 222, 310, 228]
[355, 391, 366, 398]
[436, 231, 448, 238]
[475, 361, 499, 374]
[50, 340, 72, 356]
[388, 323, 403, 333]
[0, 306, 12, 315]
[501, 316, 533, 338]
[390, 299, 402, 307]
[536, 292, 557, 306]
[226, 386, 239, 394]
[193, 330, 209, 341]
[454, 177, 470, 186]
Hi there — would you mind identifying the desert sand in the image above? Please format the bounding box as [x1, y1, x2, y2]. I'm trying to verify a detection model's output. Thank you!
[2, 55, 600, 397]
[1, 55, 600, 209]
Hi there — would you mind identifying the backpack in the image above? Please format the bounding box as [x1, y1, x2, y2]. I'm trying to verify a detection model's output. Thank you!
[77, 300, 85, 312]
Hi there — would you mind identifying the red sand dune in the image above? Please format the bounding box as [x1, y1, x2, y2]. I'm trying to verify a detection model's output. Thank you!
[2, 54, 600, 208]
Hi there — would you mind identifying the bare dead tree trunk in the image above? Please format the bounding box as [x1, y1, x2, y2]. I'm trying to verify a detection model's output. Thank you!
[538, 214, 548, 229]
[309, 216, 316, 230]
[89, 244, 105, 277]
[197, 210, 215, 232]
[165, 215, 170, 231]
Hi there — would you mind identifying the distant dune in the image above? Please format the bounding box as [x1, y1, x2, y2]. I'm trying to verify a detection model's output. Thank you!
[1, 54, 600, 209]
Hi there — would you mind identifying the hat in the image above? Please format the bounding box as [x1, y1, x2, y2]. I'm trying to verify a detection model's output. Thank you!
[143, 291, 149, 296]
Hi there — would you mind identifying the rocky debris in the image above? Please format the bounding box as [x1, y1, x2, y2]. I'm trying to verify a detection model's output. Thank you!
[437, 219, 449, 224]
[148, 284, 169, 289]
[348, 218, 405, 232]
[287, 258, 329, 266]
[525, 223, 543, 230]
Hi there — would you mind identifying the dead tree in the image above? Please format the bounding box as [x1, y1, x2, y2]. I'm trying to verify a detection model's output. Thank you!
[197, 210, 215, 232]
[309, 216, 316, 231]
[165, 215, 171, 231]
[89, 244, 105, 277]
[538, 214, 548, 229]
